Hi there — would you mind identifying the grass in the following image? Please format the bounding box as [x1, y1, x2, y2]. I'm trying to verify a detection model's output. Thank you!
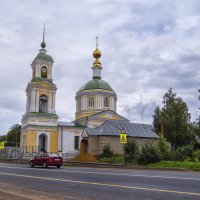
[148, 161, 200, 171]
[99, 155, 124, 164]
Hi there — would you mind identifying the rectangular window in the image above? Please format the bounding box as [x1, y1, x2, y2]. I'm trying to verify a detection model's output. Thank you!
[74, 136, 80, 150]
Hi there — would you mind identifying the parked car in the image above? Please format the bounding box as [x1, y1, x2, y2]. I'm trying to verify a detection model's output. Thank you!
[29, 153, 63, 168]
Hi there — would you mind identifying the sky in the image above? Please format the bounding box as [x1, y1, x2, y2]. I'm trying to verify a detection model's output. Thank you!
[0, 0, 199, 135]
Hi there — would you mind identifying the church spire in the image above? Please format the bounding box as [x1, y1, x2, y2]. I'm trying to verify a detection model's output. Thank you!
[41, 25, 46, 49]
[92, 36, 102, 79]
[39, 25, 47, 54]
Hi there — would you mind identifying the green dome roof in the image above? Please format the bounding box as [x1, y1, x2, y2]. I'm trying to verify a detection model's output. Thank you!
[36, 52, 54, 62]
[78, 77, 114, 93]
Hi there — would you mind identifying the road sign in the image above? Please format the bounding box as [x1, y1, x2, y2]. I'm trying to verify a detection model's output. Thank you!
[0, 141, 5, 150]
[120, 127, 127, 144]
[120, 134, 127, 144]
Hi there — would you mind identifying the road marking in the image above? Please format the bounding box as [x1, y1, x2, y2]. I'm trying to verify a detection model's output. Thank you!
[0, 165, 200, 181]
[0, 172, 200, 196]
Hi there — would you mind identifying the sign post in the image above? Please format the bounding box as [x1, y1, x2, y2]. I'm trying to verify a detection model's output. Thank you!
[120, 127, 127, 144]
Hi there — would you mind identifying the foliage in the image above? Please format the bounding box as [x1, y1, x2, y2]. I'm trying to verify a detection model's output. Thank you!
[157, 134, 171, 160]
[0, 135, 7, 142]
[152, 106, 161, 135]
[124, 138, 138, 163]
[148, 161, 200, 171]
[190, 121, 200, 149]
[175, 145, 194, 161]
[137, 143, 160, 164]
[5, 124, 21, 147]
[194, 150, 200, 162]
[160, 88, 192, 150]
[99, 154, 123, 164]
[101, 143, 113, 157]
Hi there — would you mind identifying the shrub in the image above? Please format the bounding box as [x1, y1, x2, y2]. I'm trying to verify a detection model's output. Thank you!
[175, 145, 194, 161]
[157, 134, 170, 160]
[124, 138, 138, 163]
[137, 143, 160, 164]
[101, 143, 113, 157]
[194, 150, 200, 162]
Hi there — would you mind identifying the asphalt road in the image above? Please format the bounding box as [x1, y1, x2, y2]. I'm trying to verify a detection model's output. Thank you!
[0, 163, 200, 200]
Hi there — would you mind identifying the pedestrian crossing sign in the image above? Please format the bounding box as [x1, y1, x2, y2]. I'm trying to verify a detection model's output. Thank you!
[0, 141, 5, 150]
[120, 134, 127, 144]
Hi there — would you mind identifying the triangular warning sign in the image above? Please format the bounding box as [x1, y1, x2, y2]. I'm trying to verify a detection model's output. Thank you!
[120, 134, 127, 144]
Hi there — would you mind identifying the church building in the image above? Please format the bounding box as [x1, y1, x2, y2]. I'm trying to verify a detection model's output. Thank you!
[20, 31, 158, 156]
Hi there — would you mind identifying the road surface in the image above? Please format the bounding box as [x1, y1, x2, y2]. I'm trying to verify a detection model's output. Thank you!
[0, 163, 200, 200]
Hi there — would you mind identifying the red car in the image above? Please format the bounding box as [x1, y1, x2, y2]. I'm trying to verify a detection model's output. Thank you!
[29, 153, 63, 168]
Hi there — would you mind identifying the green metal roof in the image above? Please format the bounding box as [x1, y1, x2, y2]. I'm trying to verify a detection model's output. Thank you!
[78, 77, 114, 93]
[36, 52, 54, 62]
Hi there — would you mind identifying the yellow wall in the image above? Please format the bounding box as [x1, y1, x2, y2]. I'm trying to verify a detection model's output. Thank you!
[26, 130, 37, 147]
[49, 130, 58, 153]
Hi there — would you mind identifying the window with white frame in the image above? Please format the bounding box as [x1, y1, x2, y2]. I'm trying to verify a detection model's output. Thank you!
[104, 96, 109, 108]
[88, 96, 94, 108]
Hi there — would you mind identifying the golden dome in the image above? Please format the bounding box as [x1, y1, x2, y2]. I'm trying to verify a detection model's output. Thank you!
[93, 59, 101, 66]
[93, 48, 101, 59]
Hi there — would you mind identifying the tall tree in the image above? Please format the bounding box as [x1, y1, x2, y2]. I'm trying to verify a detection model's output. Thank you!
[6, 124, 21, 147]
[152, 106, 161, 135]
[160, 88, 192, 150]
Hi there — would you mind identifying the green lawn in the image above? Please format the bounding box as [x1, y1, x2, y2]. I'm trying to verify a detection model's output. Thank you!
[99, 155, 124, 164]
[148, 161, 200, 171]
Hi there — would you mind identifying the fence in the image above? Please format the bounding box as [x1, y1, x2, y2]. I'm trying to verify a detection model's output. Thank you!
[0, 147, 80, 161]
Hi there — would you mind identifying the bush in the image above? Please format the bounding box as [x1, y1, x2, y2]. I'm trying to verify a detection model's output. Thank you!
[175, 145, 194, 161]
[157, 134, 171, 160]
[101, 143, 113, 157]
[124, 138, 138, 163]
[137, 143, 160, 164]
[194, 150, 200, 162]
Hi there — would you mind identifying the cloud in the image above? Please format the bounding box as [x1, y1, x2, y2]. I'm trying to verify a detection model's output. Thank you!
[0, 0, 200, 135]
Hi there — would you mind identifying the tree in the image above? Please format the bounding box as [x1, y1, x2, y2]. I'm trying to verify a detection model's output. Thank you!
[152, 106, 161, 135]
[6, 124, 21, 147]
[160, 88, 192, 150]
[190, 121, 200, 149]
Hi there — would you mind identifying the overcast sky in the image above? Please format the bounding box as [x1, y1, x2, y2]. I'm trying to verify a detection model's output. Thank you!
[0, 0, 199, 135]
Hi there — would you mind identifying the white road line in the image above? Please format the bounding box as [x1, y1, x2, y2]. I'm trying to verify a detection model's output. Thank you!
[0, 172, 200, 196]
[0, 165, 200, 181]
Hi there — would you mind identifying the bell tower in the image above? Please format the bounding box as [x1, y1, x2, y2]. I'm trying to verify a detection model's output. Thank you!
[21, 26, 59, 153]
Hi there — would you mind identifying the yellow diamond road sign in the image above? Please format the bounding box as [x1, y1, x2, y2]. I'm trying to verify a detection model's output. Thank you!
[120, 134, 127, 144]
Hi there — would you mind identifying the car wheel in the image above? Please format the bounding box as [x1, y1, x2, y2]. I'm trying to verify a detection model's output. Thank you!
[30, 162, 34, 168]
[43, 162, 48, 168]
[57, 165, 61, 168]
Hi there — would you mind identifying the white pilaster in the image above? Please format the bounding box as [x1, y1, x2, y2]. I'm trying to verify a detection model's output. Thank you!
[52, 92, 56, 113]
[26, 94, 28, 113]
[36, 90, 39, 112]
[30, 89, 36, 112]
[97, 94, 101, 109]
[35, 63, 39, 77]
[58, 127, 62, 152]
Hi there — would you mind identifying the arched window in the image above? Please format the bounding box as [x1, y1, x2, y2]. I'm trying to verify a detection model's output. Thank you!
[88, 96, 94, 108]
[41, 66, 47, 78]
[38, 133, 48, 152]
[39, 94, 48, 113]
[104, 97, 109, 108]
